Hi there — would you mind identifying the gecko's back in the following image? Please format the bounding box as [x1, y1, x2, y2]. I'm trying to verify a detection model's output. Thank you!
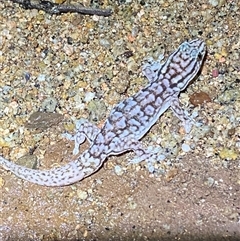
[102, 39, 206, 143]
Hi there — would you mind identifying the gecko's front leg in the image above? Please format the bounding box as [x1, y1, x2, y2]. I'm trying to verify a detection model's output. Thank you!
[142, 54, 165, 83]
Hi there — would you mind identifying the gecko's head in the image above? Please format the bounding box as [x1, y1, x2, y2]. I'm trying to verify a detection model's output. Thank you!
[180, 39, 207, 65]
[172, 38, 206, 91]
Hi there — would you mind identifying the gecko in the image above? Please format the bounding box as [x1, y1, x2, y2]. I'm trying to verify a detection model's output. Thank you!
[0, 39, 206, 186]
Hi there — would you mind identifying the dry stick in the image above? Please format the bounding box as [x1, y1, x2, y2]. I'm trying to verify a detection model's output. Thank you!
[10, 0, 112, 17]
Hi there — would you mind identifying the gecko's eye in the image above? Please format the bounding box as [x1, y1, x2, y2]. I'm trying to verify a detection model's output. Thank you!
[197, 52, 203, 61]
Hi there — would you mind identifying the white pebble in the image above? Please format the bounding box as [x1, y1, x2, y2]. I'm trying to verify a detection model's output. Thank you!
[114, 165, 124, 176]
[77, 190, 88, 200]
[37, 74, 46, 82]
[182, 143, 191, 152]
[99, 39, 111, 48]
[209, 0, 219, 7]
[84, 92, 95, 102]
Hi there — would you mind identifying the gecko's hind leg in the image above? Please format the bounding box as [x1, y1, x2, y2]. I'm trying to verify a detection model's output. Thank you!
[112, 136, 165, 173]
[63, 118, 100, 155]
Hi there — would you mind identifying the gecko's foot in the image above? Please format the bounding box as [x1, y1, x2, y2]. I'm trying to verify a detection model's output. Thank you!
[62, 118, 101, 156]
[142, 54, 164, 83]
[182, 110, 203, 133]
[129, 146, 166, 173]
[62, 131, 83, 155]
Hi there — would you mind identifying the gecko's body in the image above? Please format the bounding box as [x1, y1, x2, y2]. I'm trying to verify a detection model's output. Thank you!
[0, 39, 206, 186]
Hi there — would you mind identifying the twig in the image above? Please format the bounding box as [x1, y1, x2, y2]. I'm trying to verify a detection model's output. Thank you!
[10, 0, 112, 17]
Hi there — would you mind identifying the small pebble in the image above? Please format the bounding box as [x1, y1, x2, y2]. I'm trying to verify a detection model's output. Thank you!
[77, 190, 88, 200]
[212, 68, 219, 78]
[84, 92, 95, 102]
[37, 74, 46, 82]
[217, 88, 240, 104]
[189, 91, 211, 106]
[24, 72, 31, 81]
[0, 177, 5, 188]
[25, 112, 64, 129]
[165, 167, 178, 182]
[99, 38, 111, 48]
[208, 0, 219, 7]
[63, 44, 74, 56]
[219, 148, 238, 160]
[204, 177, 215, 187]
[128, 199, 137, 210]
[181, 143, 191, 152]
[114, 165, 124, 176]
[227, 128, 235, 137]
[53, 0, 66, 5]
[15, 155, 38, 169]
[41, 97, 58, 112]
[87, 100, 107, 123]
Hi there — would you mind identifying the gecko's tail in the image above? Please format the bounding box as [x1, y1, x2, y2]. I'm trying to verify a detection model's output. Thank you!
[0, 154, 100, 186]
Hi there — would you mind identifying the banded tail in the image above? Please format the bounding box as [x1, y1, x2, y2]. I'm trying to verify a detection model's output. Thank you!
[0, 153, 100, 186]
